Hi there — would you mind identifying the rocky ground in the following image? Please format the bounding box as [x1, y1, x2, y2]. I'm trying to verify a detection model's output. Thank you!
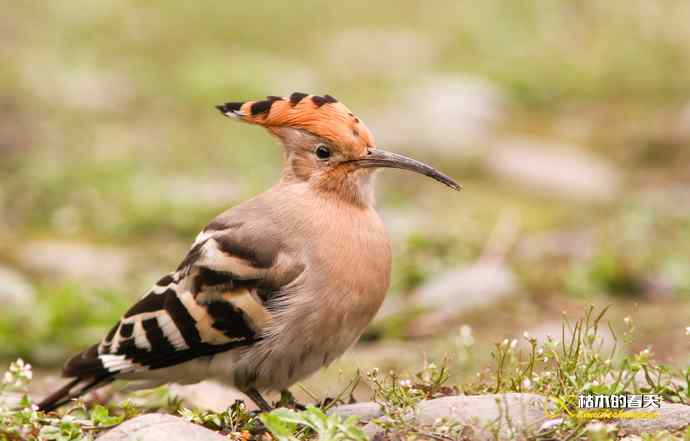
[2, 1, 690, 439]
[98, 395, 690, 441]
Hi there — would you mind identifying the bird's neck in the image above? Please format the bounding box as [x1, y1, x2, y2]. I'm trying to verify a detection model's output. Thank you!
[280, 169, 377, 209]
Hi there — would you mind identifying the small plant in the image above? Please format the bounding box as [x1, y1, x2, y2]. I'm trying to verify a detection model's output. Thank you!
[2, 306, 688, 440]
[260, 405, 366, 441]
[460, 306, 690, 440]
[366, 359, 460, 438]
[480, 305, 689, 407]
[179, 399, 257, 437]
[0, 360, 129, 441]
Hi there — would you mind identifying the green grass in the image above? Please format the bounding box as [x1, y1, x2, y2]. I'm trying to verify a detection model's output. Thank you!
[1, 307, 688, 440]
[0, 283, 128, 365]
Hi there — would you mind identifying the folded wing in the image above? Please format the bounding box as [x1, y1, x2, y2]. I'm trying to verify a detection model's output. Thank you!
[64, 231, 274, 379]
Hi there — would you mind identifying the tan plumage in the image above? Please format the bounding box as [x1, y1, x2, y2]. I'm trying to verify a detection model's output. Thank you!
[38, 93, 459, 412]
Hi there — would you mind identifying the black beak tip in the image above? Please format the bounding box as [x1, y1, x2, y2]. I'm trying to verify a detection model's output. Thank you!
[215, 104, 228, 114]
[442, 179, 462, 191]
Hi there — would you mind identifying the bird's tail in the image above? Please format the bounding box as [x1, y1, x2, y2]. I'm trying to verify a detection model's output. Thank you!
[37, 376, 112, 412]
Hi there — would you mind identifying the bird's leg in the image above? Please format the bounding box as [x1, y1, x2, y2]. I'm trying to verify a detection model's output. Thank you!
[245, 388, 273, 412]
[278, 389, 306, 410]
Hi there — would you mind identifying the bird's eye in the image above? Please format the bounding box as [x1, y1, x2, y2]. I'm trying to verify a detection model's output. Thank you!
[315, 144, 331, 159]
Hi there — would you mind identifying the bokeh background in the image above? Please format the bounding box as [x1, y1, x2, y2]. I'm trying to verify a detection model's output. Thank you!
[1, 1, 689, 406]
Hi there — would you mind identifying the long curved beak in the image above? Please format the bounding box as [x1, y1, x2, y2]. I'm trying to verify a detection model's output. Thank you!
[350, 148, 461, 191]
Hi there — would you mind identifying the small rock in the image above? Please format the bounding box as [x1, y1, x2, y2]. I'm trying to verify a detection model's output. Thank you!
[18, 240, 132, 286]
[617, 402, 690, 435]
[98, 413, 226, 441]
[417, 394, 547, 435]
[329, 402, 383, 422]
[335, 395, 690, 439]
[408, 261, 517, 336]
[416, 261, 517, 311]
[373, 74, 505, 157]
[169, 381, 254, 412]
[0, 265, 35, 308]
[337, 393, 548, 440]
[485, 139, 622, 202]
[417, 393, 546, 422]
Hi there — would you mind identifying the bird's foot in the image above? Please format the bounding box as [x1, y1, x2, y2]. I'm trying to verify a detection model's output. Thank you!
[319, 396, 336, 408]
[277, 389, 306, 410]
[244, 388, 273, 413]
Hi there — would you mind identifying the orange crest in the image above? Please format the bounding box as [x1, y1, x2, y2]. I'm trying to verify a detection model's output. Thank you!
[216, 93, 375, 154]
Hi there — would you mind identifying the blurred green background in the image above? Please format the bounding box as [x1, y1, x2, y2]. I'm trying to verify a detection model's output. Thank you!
[1, 0, 689, 401]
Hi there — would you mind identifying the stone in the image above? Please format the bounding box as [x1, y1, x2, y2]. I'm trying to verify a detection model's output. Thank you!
[333, 393, 549, 440]
[372, 74, 505, 157]
[334, 395, 690, 439]
[98, 413, 226, 441]
[408, 261, 517, 336]
[416, 393, 546, 424]
[0, 265, 35, 308]
[617, 402, 690, 435]
[17, 240, 132, 286]
[415, 261, 517, 312]
[169, 381, 254, 412]
[98, 399, 690, 440]
[329, 402, 383, 422]
[485, 139, 622, 202]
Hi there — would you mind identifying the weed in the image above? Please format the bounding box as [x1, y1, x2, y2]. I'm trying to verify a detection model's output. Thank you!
[260, 405, 367, 441]
[1, 307, 687, 440]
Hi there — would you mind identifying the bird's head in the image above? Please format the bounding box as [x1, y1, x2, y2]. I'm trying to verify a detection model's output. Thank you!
[216, 93, 460, 206]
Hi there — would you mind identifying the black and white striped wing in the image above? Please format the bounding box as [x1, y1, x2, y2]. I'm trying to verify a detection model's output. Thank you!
[62, 231, 274, 379]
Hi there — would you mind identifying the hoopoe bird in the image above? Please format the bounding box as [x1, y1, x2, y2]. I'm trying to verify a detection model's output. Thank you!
[38, 93, 459, 412]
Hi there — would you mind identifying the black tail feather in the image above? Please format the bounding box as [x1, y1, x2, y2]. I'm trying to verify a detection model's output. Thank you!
[37, 375, 112, 412]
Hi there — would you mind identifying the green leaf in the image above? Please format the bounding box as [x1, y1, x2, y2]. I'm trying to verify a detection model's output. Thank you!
[90, 405, 124, 426]
[260, 406, 366, 441]
[259, 412, 298, 441]
[266, 408, 306, 426]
